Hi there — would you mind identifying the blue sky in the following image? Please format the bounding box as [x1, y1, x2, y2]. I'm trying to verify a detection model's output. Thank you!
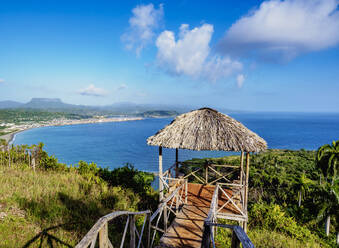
[0, 0, 339, 112]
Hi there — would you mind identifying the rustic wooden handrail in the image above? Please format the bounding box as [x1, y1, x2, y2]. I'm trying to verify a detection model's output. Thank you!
[75, 210, 151, 248]
[149, 180, 187, 247]
[203, 223, 255, 248]
[202, 183, 253, 248]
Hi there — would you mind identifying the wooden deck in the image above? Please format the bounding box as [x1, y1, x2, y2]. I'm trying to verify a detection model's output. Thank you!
[158, 183, 243, 248]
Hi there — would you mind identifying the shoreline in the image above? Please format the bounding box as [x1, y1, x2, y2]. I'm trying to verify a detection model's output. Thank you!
[0, 117, 144, 144]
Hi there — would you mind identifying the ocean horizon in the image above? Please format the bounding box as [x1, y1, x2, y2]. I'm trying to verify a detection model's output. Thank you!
[13, 112, 339, 172]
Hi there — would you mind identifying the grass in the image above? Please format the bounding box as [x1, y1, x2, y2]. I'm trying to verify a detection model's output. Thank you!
[0, 166, 141, 247]
[214, 219, 326, 248]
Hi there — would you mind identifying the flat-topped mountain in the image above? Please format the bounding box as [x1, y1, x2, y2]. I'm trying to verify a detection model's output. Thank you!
[24, 98, 78, 109]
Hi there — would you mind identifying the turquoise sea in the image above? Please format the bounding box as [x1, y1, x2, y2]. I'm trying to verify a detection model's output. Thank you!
[13, 112, 339, 172]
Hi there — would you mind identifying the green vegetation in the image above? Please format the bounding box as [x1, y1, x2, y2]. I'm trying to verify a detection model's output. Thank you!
[138, 110, 178, 117]
[1, 141, 338, 247]
[0, 109, 92, 124]
[0, 143, 157, 247]
[182, 147, 338, 247]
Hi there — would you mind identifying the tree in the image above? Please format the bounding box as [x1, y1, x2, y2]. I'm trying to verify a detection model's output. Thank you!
[316, 141, 339, 240]
[295, 173, 314, 207]
[316, 140, 339, 184]
[315, 180, 339, 241]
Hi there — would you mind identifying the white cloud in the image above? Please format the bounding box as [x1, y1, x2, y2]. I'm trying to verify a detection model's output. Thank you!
[236, 74, 245, 88]
[218, 0, 339, 61]
[79, 84, 108, 97]
[0, 79, 5, 84]
[117, 84, 127, 91]
[156, 24, 242, 81]
[121, 4, 164, 56]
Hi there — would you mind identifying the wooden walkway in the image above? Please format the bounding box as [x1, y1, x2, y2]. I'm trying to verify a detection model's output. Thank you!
[158, 183, 241, 248]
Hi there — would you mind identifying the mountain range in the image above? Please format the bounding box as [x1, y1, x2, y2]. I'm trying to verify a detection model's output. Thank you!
[0, 98, 237, 116]
[0, 98, 191, 115]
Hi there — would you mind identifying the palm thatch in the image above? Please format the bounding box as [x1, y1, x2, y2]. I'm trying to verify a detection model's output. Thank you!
[147, 108, 267, 152]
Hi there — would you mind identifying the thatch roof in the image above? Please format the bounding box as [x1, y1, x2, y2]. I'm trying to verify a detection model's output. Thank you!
[147, 108, 267, 152]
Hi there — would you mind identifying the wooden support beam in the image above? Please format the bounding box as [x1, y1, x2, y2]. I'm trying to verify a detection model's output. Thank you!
[175, 148, 179, 178]
[244, 152, 250, 233]
[147, 213, 151, 248]
[205, 164, 208, 184]
[231, 229, 241, 248]
[240, 151, 244, 185]
[99, 222, 108, 248]
[130, 215, 135, 248]
[159, 146, 163, 202]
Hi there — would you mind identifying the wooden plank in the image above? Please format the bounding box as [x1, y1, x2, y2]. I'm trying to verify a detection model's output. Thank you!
[159, 183, 246, 248]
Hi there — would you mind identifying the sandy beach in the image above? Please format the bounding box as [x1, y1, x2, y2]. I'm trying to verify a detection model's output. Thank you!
[0, 117, 143, 144]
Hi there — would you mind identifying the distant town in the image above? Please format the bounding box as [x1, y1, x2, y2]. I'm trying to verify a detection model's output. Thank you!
[0, 98, 179, 143]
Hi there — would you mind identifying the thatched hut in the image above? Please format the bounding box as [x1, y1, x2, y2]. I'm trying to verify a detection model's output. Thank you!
[147, 107, 267, 231]
[147, 107, 266, 152]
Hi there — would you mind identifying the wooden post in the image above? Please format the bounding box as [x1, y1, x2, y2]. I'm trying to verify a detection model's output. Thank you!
[99, 222, 108, 248]
[130, 215, 135, 248]
[231, 230, 240, 248]
[244, 152, 250, 233]
[175, 148, 179, 178]
[240, 151, 244, 185]
[159, 146, 163, 202]
[176, 194, 179, 214]
[205, 163, 208, 184]
[240, 151, 244, 228]
[159, 146, 168, 232]
[201, 222, 211, 248]
[147, 213, 151, 248]
[185, 179, 188, 204]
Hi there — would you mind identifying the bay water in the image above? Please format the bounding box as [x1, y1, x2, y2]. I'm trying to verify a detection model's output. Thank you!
[13, 112, 339, 172]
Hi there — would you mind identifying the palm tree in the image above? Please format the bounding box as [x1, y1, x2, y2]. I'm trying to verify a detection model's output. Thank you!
[316, 140, 339, 184]
[295, 173, 314, 207]
[315, 180, 339, 241]
[316, 141, 339, 240]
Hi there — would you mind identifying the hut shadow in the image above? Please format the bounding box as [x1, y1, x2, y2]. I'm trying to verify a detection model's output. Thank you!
[22, 223, 74, 248]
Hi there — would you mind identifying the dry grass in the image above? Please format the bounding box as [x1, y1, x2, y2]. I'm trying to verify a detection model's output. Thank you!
[0, 166, 140, 247]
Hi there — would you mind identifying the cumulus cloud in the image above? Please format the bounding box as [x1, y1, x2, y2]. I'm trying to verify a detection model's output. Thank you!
[236, 74, 245, 88]
[218, 0, 339, 61]
[156, 24, 242, 81]
[0, 79, 4, 84]
[122, 4, 164, 56]
[79, 84, 107, 97]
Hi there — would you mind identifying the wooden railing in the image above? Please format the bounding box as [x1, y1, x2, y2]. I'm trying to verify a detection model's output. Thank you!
[76, 175, 187, 248]
[75, 210, 151, 248]
[201, 184, 254, 248]
[149, 181, 187, 247]
[164, 161, 242, 186]
[202, 222, 255, 248]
